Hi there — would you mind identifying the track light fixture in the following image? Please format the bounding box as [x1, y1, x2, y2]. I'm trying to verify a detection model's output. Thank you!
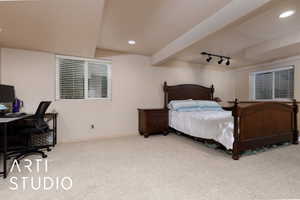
[201, 52, 231, 66]
[218, 57, 224, 64]
[226, 59, 230, 66]
[206, 56, 212, 63]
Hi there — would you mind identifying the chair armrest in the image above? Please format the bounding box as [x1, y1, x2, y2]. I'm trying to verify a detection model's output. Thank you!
[22, 118, 49, 130]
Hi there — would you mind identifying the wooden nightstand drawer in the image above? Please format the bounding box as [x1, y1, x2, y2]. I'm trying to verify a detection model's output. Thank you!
[138, 109, 169, 138]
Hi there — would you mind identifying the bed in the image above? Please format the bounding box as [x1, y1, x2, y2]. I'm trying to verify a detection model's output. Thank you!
[163, 82, 299, 160]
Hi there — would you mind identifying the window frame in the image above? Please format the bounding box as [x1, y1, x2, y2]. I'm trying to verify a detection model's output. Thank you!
[56, 55, 112, 101]
[251, 66, 294, 101]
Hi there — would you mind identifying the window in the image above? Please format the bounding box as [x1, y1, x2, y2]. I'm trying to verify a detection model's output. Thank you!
[56, 56, 111, 100]
[252, 66, 294, 100]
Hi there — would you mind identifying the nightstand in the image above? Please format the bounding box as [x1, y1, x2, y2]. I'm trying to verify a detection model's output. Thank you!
[138, 108, 169, 138]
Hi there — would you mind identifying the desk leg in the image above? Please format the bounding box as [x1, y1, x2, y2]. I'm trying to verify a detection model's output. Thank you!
[54, 115, 57, 146]
[2, 124, 7, 179]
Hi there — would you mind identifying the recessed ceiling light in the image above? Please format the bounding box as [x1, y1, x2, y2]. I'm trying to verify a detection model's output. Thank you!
[128, 40, 136, 45]
[279, 10, 295, 18]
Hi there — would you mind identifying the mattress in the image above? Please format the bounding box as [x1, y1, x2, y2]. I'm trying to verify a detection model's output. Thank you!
[169, 110, 234, 149]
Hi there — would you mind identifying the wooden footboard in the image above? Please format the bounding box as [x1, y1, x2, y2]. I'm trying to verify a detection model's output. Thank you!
[231, 99, 299, 160]
[163, 82, 299, 160]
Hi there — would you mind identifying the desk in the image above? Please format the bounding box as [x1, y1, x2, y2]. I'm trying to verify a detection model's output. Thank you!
[0, 115, 33, 178]
[0, 113, 57, 179]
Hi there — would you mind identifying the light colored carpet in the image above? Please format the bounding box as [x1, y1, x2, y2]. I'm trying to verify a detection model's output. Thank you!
[1, 133, 300, 200]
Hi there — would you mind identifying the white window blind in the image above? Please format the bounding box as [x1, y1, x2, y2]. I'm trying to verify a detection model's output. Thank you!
[56, 56, 111, 100]
[255, 72, 273, 100]
[59, 59, 85, 99]
[253, 67, 294, 100]
[275, 69, 294, 99]
[88, 62, 108, 98]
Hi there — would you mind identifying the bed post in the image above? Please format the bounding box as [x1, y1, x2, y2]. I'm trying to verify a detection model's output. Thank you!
[232, 98, 240, 160]
[293, 99, 299, 145]
[164, 82, 168, 109]
[211, 85, 215, 100]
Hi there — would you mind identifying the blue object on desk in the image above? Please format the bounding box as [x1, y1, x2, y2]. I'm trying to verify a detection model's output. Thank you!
[13, 98, 23, 113]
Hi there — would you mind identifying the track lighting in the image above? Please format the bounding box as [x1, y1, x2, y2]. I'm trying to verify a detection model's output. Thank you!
[201, 52, 231, 66]
[218, 57, 224, 64]
[206, 56, 212, 62]
[226, 59, 230, 66]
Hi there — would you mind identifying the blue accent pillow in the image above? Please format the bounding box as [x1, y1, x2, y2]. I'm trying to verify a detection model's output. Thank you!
[168, 99, 195, 110]
[176, 106, 224, 112]
[168, 100, 223, 112]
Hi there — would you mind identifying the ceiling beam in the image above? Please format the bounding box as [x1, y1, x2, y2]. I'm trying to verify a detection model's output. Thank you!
[151, 0, 272, 65]
[245, 31, 300, 59]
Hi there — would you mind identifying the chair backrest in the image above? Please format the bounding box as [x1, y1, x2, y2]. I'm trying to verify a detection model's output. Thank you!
[34, 101, 51, 118]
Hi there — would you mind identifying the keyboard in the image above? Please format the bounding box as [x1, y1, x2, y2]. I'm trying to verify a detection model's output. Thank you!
[2, 112, 27, 118]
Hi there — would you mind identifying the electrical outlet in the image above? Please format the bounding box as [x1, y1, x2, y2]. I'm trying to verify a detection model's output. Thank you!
[90, 124, 95, 129]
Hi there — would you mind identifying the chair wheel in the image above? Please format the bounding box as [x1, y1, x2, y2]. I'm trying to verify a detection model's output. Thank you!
[42, 154, 48, 158]
[47, 148, 52, 152]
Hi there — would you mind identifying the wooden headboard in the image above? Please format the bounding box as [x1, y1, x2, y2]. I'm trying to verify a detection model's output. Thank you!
[163, 82, 214, 108]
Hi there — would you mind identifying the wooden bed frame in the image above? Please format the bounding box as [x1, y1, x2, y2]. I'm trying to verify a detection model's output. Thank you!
[163, 82, 299, 160]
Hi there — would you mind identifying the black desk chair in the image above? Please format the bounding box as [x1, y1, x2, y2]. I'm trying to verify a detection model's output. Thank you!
[12, 101, 52, 160]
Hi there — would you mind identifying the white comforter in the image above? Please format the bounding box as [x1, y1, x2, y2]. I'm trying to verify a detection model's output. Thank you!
[169, 110, 234, 149]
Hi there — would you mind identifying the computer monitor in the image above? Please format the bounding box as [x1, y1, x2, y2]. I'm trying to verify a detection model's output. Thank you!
[0, 84, 16, 103]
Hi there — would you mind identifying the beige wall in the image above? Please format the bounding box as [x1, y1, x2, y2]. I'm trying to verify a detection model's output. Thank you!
[197, 66, 235, 106]
[234, 57, 300, 101]
[0, 48, 2, 83]
[233, 57, 300, 127]
[0, 48, 234, 143]
[1, 48, 233, 143]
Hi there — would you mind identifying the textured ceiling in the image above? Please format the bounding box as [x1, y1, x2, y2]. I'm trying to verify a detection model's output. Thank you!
[1, 0, 300, 67]
[175, 0, 300, 67]
[0, 0, 105, 57]
[98, 0, 232, 55]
